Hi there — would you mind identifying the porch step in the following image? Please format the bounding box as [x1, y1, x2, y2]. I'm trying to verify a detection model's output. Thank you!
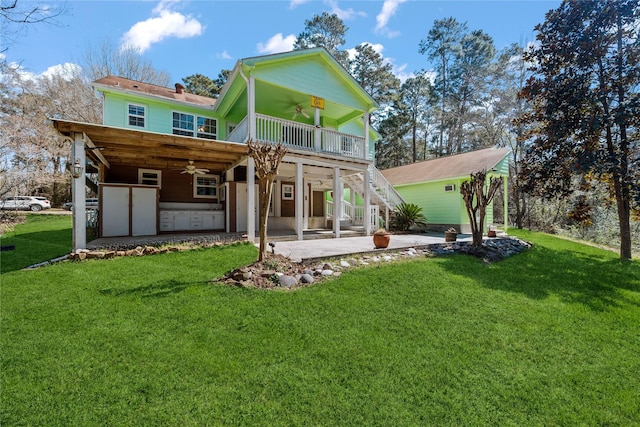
[265, 228, 365, 243]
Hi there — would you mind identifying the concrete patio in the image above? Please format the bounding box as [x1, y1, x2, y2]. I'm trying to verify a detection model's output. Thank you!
[86, 230, 476, 263]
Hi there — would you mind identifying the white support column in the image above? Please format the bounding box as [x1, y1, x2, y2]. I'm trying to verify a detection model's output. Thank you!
[295, 162, 304, 240]
[503, 177, 509, 232]
[364, 111, 370, 160]
[349, 184, 355, 210]
[248, 76, 256, 141]
[246, 157, 255, 242]
[364, 167, 371, 235]
[333, 167, 341, 238]
[72, 133, 86, 251]
[385, 206, 389, 229]
[314, 108, 321, 151]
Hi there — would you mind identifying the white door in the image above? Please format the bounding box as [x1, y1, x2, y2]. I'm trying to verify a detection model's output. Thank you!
[132, 187, 157, 236]
[236, 183, 259, 232]
[102, 186, 130, 237]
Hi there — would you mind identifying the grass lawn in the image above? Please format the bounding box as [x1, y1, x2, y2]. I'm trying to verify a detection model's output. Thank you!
[0, 213, 72, 273]
[1, 217, 639, 425]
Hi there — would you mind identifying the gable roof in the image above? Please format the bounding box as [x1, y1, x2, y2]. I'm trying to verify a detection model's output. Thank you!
[381, 146, 510, 186]
[217, 48, 378, 115]
[93, 76, 216, 107]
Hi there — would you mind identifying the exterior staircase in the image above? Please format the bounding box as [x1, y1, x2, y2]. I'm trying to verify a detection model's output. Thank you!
[341, 164, 405, 227]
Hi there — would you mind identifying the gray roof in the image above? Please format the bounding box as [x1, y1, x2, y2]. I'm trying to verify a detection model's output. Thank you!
[381, 146, 510, 186]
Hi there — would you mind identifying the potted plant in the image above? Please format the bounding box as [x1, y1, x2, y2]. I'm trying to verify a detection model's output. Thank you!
[444, 227, 458, 242]
[373, 228, 391, 249]
[487, 225, 497, 238]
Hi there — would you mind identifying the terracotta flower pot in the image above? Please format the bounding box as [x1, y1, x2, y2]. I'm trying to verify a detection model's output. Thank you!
[373, 232, 391, 249]
[444, 231, 457, 242]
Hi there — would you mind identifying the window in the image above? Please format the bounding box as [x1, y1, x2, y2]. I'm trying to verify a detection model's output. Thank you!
[128, 104, 145, 127]
[197, 117, 217, 139]
[138, 169, 161, 187]
[194, 174, 219, 199]
[173, 112, 217, 139]
[173, 112, 194, 136]
[282, 184, 294, 200]
[444, 184, 456, 192]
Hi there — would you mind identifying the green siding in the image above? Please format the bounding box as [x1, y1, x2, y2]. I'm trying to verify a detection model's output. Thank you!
[102, 93, 217, 135]
[396, 180, 464, 225]
[247, 56, 372, 112]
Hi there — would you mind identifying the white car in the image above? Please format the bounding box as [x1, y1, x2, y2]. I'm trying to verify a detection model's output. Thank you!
[0, 196, 51, 211]
[63, 198, 99, 210]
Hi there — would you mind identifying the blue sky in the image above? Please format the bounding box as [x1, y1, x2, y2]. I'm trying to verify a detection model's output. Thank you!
[5, 0, 560, 84]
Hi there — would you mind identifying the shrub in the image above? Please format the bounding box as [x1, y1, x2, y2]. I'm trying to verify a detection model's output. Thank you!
[391, 202, 427, 232]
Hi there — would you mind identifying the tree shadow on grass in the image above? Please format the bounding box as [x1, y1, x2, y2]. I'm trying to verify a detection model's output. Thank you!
[99, 279, 201, 298]
[437, 243, 640, 312]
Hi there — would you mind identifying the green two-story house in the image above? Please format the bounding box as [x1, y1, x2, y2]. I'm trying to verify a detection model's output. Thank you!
[54, 48, 404, 249]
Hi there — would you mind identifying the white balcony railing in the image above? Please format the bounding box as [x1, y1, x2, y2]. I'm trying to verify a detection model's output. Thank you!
[225, 113, 367, 160]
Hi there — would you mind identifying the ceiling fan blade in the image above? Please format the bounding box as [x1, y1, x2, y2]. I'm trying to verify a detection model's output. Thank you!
[302, 110, 310, 119]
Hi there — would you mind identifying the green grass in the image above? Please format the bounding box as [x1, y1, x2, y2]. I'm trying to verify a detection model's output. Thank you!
[1, 218, 639, 425]
[0, 214, 72, 273]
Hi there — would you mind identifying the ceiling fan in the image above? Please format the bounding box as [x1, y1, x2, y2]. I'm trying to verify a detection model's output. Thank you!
[180, 160, 209, 175]
[289, 104, 311, 119]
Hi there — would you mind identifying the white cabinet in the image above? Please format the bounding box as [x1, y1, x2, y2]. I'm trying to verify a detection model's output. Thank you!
[101, 184, 158, 237]
[173, 211, 190, 230]
[212, 212, 224, 229]
[159, 210, 225, 231]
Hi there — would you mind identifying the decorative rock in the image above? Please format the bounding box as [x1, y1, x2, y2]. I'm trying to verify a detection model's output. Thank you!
[383, 255, 392, 261]
[340, 260, 350, 268]
[279, 275, 298, 288]
[301, 274, 314, 284]
[321, 269, 333, 276]
[303, 269, 314, 276]
[372, 256, 380, 262]
[87, 251, 105, 259]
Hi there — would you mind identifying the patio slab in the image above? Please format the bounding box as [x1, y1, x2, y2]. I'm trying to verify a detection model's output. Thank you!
[266, 232, 472, 263]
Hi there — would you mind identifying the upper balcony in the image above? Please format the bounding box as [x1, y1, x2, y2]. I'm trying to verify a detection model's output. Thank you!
[226, 113, 368, 160]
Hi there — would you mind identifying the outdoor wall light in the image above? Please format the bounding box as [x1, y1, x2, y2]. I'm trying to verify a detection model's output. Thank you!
[71, 158, 84, 179]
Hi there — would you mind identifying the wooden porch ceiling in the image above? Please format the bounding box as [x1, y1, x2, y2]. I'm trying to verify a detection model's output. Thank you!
[53, 119, 248, 172]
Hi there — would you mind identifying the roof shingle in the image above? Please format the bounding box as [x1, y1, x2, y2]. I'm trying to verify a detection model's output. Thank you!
[93, 76, 216, 107]
[381, 146, 510, 186]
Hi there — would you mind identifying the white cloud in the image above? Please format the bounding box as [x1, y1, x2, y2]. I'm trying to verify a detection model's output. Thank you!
[289, 0, 309, 8]
[0, 60, 82, 85]
[257, 33, 297, 54]
[41, 63, 82, 80]
[326, 0, 367, 20]
[217, 51, 232, 60]
[375, 0, 406, 37]
[121, 0, 204, 53]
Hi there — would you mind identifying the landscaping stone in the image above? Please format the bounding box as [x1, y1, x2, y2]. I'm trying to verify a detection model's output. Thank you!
[301, 274, 314, 284]
[279, 275, 297, 288]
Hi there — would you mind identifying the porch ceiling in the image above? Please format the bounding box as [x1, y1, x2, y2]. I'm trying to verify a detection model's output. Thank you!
[53, 119, 248, 172]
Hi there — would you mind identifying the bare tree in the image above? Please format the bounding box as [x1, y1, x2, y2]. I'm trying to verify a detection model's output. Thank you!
[246, 140, 288, 261]
[1, 0, 66, 53]
[460, 169, 503, 247]
[80, 39, 171, 86]
[0, 63, 100, 204]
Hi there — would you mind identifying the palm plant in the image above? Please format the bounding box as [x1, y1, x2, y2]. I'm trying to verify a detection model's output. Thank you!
[391, 202, 427, 232]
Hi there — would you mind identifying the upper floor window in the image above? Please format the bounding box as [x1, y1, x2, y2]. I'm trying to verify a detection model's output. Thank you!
[197, 117, 217, 140]
[172, 112, 194, 136]
[172, 112, 218, 139]
[128, 104, 145, 128]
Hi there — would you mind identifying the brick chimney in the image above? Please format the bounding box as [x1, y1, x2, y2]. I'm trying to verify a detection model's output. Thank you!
[175, 83, 184, 94]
